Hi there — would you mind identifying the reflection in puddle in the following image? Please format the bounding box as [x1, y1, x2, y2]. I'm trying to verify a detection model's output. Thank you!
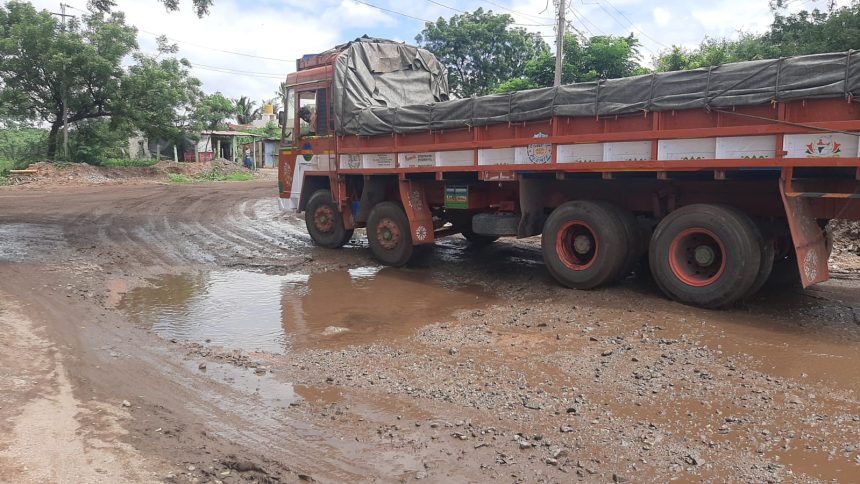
[119, 267, 492, 354]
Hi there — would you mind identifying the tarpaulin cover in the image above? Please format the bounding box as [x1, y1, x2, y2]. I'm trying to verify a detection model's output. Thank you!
[333, 43, 859, 136]
[333, 38, 450, 136]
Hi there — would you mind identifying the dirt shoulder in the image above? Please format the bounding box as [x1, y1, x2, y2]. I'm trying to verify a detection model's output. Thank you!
[0, 181, 858, 483]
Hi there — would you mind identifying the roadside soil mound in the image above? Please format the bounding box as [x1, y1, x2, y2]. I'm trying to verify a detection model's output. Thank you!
[4, 158, 259, 188]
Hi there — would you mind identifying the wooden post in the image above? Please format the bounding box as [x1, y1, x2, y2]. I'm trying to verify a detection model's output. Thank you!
[194, 142, 199, 163]
[173, 145, 178, 163]
[252, 139, 257, 170]
[216, 139, 221, 160]
[156, 142, 160, 160]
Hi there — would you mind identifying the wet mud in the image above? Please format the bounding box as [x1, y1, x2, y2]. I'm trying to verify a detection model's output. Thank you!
[0, 180, 859, 482]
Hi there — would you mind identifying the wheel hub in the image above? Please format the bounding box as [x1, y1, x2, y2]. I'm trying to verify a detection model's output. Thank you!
[313, 206, 335, 233]
[693, 245, 716, 266]
[573, 234, 592, 254]
[668, 228, 726, 287]
[556, 220, 598, 271]
[376, 218, 401, 250]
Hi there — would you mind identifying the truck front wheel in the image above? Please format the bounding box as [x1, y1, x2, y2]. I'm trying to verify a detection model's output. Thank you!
[367, 202, 414, 266]
[542, 201, 630, 289]
[305, 189, 353, 249]
[650, 204, 762, 308]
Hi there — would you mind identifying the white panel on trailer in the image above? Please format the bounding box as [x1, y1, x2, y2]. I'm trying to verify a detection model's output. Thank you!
[436, 150, 474, 166]
[783, 133, 859, 158]
[716, 135, 777, 159]
[398, 152, 436, 168]
[557, 143, 604, 163]
[658, 138, 716, 160]
[478, 148, 515, 165]
[604, 141, 652, 161]
[339, 154, 362, 169]
[362, 153, 396, 169]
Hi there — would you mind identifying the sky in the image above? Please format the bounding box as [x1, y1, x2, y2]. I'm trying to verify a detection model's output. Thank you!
[27, 0, 852, 104]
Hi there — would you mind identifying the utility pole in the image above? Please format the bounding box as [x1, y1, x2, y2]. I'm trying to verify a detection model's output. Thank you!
[50, 4, 73, 160]
[554, 0, 566, 87]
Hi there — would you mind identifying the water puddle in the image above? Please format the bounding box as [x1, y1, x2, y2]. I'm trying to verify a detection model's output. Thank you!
[118, 267, 493, 354]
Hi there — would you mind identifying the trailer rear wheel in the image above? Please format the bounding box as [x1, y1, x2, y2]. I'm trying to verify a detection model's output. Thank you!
[601, 203, 643, 281]
[462, 229, 499, 247]
[367, 202, 414, 266]
[542, 201, 629, 289]
[305, 189, 353, 249]
[650, 204, 762, 308]
[745, 237, 776, 299]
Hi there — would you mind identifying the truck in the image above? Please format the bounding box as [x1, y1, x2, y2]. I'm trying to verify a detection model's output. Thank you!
[277, 37, 860, 309]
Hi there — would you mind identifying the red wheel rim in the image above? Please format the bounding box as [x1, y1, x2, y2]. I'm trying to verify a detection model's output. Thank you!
[556, 220, 598, 270]
[313, 206, 335, 233]
[376, 218, 401, 250]
[668, 228, 726, 287]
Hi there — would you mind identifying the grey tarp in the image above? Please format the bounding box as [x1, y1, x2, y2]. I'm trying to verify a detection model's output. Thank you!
[333, 39, 450, 136]
[334, 45, 859, 136]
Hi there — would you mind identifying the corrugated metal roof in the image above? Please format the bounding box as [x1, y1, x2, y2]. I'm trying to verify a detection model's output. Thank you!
[201, 130, 262, 137]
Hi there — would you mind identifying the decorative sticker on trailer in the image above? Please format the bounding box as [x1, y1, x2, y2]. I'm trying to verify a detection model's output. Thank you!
[444, 186, 469, 209]
[339, 154, 361, 169]
[399, 152, 435, 168]
[784, 133, 859, 158]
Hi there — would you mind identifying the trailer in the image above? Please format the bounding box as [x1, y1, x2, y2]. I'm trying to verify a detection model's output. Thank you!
[277, 38, 860, 308]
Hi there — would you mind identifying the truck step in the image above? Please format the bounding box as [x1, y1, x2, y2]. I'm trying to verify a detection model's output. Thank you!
[472, 213, 520, 236]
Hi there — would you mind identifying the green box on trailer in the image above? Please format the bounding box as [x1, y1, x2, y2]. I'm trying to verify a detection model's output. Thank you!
[444, 186, 469, 209]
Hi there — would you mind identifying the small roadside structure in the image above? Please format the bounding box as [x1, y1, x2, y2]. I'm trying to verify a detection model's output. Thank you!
[193, 130, 264, 164]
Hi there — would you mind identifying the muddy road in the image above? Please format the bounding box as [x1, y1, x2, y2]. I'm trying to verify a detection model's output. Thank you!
[1, 180, 859, 483]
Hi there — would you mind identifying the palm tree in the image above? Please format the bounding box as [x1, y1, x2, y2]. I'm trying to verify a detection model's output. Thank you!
[234, 96, 257, 125]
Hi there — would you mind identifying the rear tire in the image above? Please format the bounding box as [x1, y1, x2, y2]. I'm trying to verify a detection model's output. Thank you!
[541, 201, 630, 289]
[305, 189, 353, 249]
[600, 203, 643, 282]
[367, 202, 414, 266]
[745, 236, 776, 299]
[650, 204, 762, 308]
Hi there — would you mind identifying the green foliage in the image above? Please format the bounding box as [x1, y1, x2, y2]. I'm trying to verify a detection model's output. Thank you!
[0, 2, 201, 160]
[0, 128, 49, 168]
[67, 119, 132, 165]
[416, 8, 549, 97]
[234, 96, 256, 125]
[89, 0, 214, 17]
[120, 38, 202, 141]
[493, 78, 539, 93]
[0, 158, 15, 176]
[192, 92, 234, 130]
[100, 158, 159, 167]
[168, 166, 254, 183]
[654, 2, 860, 71]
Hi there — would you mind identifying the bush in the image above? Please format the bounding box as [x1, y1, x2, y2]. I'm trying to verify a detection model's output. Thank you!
[0, 128, 49, 170]
[100, 158, 158, 168]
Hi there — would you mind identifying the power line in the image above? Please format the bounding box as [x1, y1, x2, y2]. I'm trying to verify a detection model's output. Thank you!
[137, 29, 294, 63]
[596, 0, 669, 49]
[480, 0, 556, 23]
[421, 0, 555, 26]
[353, 0, 432, 22]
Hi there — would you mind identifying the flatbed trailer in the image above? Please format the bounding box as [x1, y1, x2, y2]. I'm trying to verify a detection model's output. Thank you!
[278, 39, 860, 308]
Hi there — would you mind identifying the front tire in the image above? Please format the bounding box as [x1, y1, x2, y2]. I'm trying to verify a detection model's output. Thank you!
[650, 204, 762, 308]
[305, 189, 353, 249]
[367, 202, 414, 266]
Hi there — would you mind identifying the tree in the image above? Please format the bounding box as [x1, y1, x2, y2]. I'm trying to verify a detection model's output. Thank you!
[416, 8, 549, 97]
[503, 32, 644, 90]
[234, 96, 256, 125]
[120, 36, 202, 141]
[89, 0, 213, 17]
[0, 2, 201, 160]
[0, 2, 137, 158]
[192, 92, 234, 130]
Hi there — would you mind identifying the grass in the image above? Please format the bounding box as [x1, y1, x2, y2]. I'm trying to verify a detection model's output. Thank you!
[168, 168, 255, 184]
[0, 158, 17, 176]
[100, 158, 159, 168]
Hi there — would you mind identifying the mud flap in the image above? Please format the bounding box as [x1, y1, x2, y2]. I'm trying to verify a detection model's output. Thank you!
[398, 180, 435, 245]
[517, 175, 544, 238]
[779, 178, 829, 288]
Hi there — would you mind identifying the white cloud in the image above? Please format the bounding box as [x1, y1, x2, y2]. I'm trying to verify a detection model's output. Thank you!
[652, 7, 671, 27]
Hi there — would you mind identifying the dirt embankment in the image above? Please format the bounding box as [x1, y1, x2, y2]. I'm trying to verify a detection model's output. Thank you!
[4, 158, 270, 188]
